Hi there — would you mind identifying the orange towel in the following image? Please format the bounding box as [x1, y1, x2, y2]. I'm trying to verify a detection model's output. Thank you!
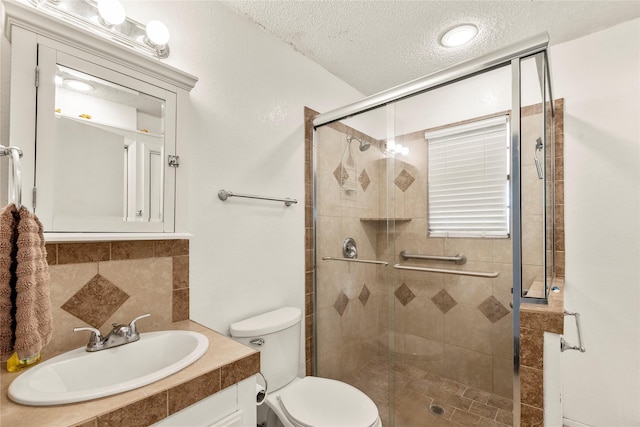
[13, 206, 53, 359]
[0, 204, 18, 361]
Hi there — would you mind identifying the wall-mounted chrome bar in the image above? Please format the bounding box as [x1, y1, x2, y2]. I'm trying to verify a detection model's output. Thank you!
[322, 257, 388, 266]
[399, 250, 467, 265]
[0, 145, 23, 209]
[218, 189, 297, 207]
[393, 264, 499, 278]
[561, 310, 586, 353]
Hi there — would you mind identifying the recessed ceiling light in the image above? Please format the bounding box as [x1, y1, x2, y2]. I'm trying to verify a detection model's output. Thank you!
[441, 24, 478, 48]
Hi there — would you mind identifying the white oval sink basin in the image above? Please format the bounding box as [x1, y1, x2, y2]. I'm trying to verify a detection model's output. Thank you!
[8, 330, 209, 406]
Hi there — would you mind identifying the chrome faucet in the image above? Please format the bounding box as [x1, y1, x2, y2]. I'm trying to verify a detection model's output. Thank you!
[74, 313, 151, 352]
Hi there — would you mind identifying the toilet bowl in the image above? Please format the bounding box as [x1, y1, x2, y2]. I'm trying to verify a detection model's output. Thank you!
[230, 307, 382, 427]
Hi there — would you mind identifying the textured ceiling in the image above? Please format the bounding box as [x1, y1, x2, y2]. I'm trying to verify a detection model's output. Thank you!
[222, 1, 640, 95]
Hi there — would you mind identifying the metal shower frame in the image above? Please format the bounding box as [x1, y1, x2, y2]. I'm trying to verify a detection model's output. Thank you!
[312, 32, 555, 426]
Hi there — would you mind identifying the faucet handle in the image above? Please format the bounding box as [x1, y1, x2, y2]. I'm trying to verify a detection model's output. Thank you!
[128, 313, 151, 335]
[74, 326, 104, 351]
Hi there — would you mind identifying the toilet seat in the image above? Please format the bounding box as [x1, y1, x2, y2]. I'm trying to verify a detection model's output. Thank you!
[277, 377, 379, 427]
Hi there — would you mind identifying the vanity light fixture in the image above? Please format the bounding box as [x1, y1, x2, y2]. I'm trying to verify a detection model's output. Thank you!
[144, 20, 171, 58]
[26, 0, 171, 59]
[440, 24, 478, 48]
[96, 0, 125, 27]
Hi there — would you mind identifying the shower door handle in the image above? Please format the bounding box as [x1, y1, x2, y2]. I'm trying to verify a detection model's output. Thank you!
[561, 310, 586, 353]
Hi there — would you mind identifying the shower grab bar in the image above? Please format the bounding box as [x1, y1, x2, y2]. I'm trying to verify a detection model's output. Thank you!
[322, 257, 388, 266]
[399, 250, 467, 265]
[218, 189, 297, 207]
[561, 310, 586, 353]
[393, 264, 499, 278]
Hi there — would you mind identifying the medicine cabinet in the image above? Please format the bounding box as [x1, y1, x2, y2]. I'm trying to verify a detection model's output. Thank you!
[3, 1, 197, 234]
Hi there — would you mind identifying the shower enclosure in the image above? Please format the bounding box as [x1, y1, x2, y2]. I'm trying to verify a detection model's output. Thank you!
[312, 34, 556, 426]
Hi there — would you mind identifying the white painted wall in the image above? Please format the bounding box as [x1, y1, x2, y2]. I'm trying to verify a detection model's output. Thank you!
[116, 2, 362, 336]
[551, 19, 640, 427]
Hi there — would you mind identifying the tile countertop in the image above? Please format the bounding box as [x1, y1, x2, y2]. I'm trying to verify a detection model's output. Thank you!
[1, 320, 260, 427]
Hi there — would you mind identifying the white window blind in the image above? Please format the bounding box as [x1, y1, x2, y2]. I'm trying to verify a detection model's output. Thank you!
[426, 115, 510, 238]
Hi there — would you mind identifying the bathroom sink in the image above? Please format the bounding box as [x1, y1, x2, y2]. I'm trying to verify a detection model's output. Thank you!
[8, 330, 209, 406]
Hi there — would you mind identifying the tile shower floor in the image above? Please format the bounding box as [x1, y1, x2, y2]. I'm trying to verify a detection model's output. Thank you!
[343, 357, 514, 427]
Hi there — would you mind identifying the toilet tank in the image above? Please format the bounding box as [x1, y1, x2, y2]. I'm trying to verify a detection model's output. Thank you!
[230, 307, 302, 392]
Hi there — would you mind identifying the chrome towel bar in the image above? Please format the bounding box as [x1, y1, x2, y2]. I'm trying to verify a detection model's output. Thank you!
[218, 189, 297, 207]
[393, 264, 499, 278]
[399, 250, 467, 265]
[322, 257, 388, 266]
[561, 310, 586, 353]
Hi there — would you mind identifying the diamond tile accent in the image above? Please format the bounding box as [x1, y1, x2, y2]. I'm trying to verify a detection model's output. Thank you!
[394, 283, 415, 306]
[358, 284, 371, 306]
[478, 296, 510, 323]
[394, 168, 415, 192]
[333, 164, 349, 187]
[334, 291, 349, 316]
[431, 289, 457, 314]
[358, 169, 371, 192]
[61, 274, 129, 328]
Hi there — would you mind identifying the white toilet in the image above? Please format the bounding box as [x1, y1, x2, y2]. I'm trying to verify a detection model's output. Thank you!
[230, 307, 382, 427]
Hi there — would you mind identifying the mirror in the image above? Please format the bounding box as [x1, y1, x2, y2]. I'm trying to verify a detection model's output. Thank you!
[34, 47, 177, 233]
[53, 65, 165, 223]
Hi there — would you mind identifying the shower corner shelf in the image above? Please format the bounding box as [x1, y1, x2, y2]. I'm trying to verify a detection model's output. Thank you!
[360, 217, 412, 222]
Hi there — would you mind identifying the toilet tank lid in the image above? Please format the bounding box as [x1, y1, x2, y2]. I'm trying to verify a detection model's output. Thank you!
[230, 307, 302, 337]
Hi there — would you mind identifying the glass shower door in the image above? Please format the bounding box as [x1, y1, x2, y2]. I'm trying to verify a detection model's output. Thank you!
[314, 107, 395, 425]
[388, 64, 515, 426]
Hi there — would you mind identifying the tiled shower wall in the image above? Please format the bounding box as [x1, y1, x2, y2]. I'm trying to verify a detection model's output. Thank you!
[306, 99, 565, 401]
[314, 121, 388, 380]
[42, 239, 189, 356]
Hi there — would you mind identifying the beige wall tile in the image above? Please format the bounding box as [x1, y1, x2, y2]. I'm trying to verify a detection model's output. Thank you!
[394, 295, 444, 342]
[99, 258, 173, 332]
[444, 304, 492, 354]
[46, 263, 99, 354]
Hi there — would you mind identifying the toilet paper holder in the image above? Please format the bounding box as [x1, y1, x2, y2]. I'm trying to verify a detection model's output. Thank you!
[256, 372, 268, 405]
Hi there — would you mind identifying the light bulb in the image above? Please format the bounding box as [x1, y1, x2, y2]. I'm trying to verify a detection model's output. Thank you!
[394, 143, 404, 154]
[146, 20, 170, 46]
[401, 146, 410, 156]
[97, 0, 126, 26]
[386, 140, 396, 152]
[441, 24, 478, 48]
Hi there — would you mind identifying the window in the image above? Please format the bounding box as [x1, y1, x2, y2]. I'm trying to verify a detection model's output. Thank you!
[426, 115, 510, 238]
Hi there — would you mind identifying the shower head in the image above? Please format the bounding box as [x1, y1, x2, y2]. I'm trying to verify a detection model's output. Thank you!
[347, 136, 371, 152]
[534, 137, 544, 179]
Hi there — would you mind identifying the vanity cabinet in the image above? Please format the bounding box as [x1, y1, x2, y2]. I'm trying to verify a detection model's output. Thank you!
[152, 377, 257, 427]
[3, 1, 197, 234]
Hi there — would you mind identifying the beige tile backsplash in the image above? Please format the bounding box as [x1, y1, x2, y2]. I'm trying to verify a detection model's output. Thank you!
[43, 239, 189, 356]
